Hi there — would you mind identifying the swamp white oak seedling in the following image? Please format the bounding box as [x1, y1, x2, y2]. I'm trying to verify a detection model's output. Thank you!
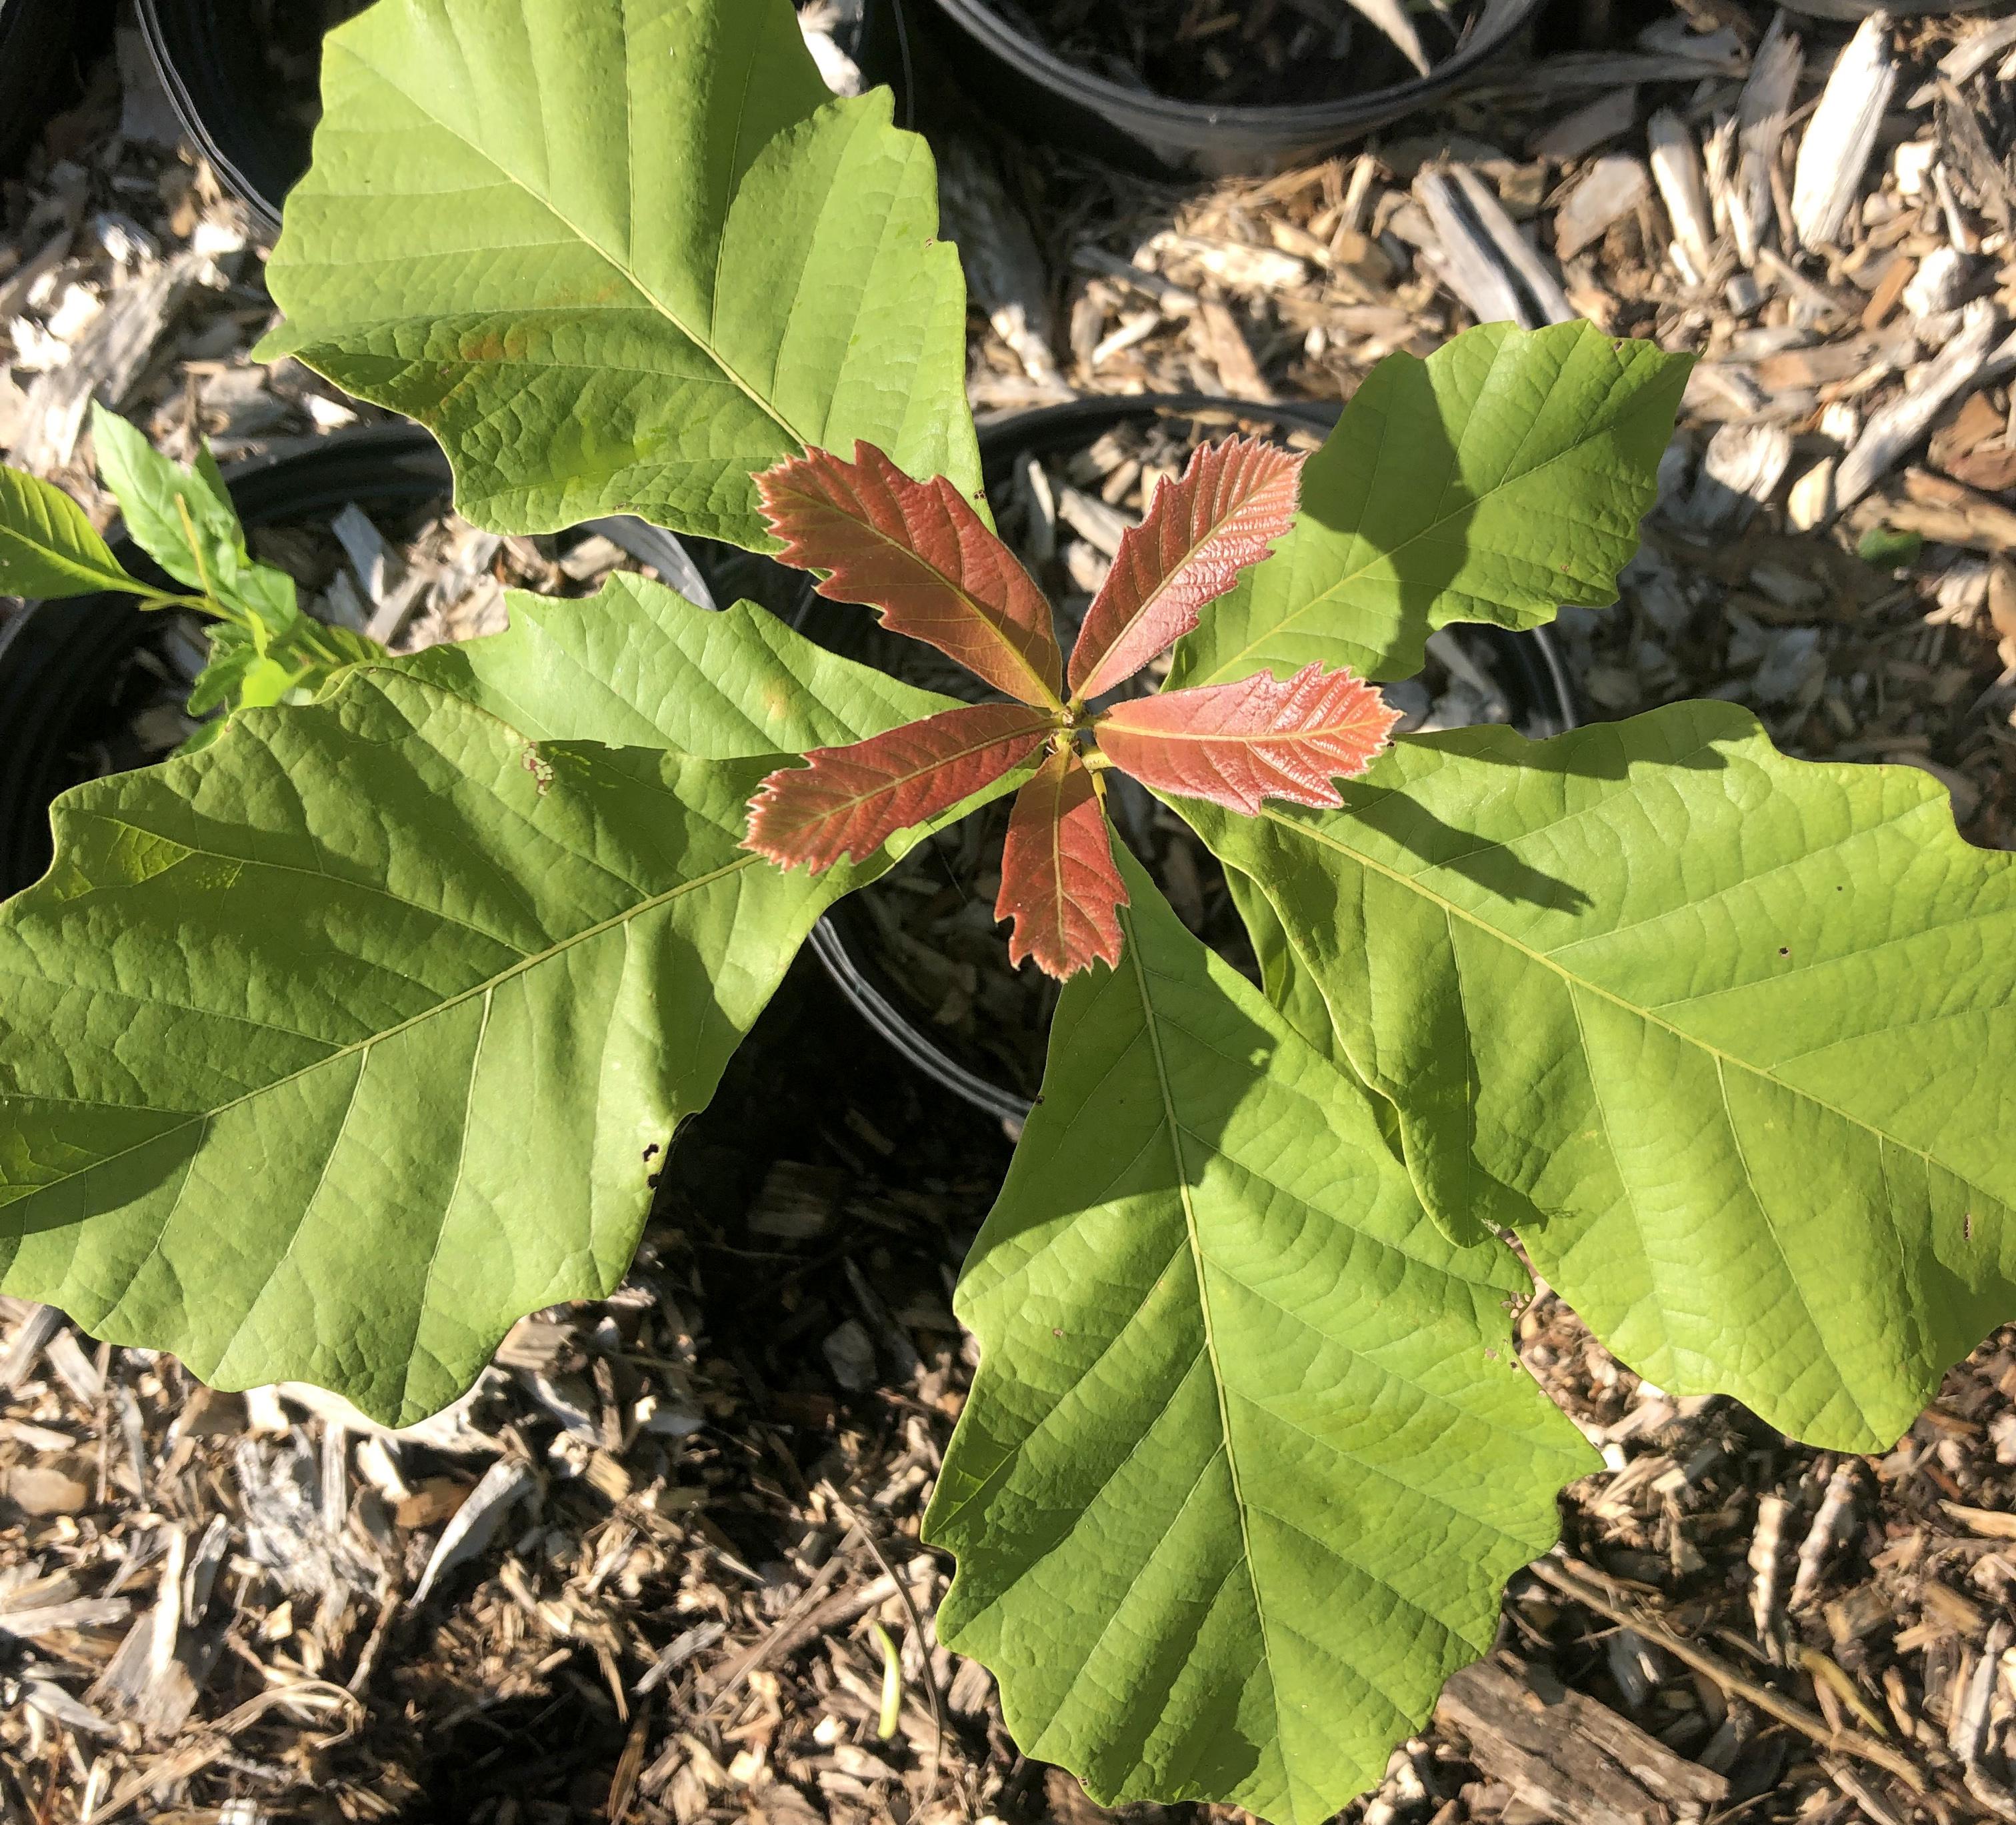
[0, 3, 2011, 1818]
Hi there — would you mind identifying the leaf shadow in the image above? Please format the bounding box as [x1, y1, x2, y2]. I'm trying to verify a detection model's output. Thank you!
[1353, 791, 1599, 914]
[1289, 352, 1463, 684]
[1327, 708, 1739, 915]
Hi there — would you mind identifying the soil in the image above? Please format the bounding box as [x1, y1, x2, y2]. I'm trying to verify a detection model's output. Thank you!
[1000, 0, 1482, 106]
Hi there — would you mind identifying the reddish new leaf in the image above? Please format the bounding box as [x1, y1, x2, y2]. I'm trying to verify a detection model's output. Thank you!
[1095, 662, 1401, 814]
[1067, 435, 1305, 701]
[995, 746, 1128, 982]
[746, 703, 1053, 871]
[757, 443, 1065, 709]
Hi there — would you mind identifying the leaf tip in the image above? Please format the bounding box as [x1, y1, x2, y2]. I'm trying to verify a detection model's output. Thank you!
[1067, 433, 1311, 701]
[995, 749, 1130, 981]
[741, 761, 834, 872]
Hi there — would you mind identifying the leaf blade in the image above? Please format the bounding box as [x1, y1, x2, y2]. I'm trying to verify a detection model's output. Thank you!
[0, 669, 927, 1424]
[995, 747, 1127, 980]
[1069, 436, 1305, 701]
[1096, 663, 1400, 813]
[89, 407, 300, 629]
[1181, 703, 2016, 1450]
[0, 464, 138, 599]
[759, 443, 1063, 707]
[1169, 323, 1691, 687]
[259, 0, 981, 549]
[397, 571, 957, 754]
[927, 853, 1593, 1824]
[745, 701, 1053, 871]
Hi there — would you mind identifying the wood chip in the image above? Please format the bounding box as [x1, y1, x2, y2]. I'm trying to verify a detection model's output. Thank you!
[1531, 89, 1640, 165]
[1836, 304, 2009, 510]
[1649, 109, 1718, 283]
[410, 1459, 536, 1606]
[1731, 15, 1803, 266]
[14, 249, 207, 471]
[1791, 14, 1896, 252]
[1941, 1500, 2016, 1540]
[1555, 155, 1653, 261]
[0, 1305, 63, 1392]
[1197, 299, 1275, 401]
[1438, 1659, 1729, 1822]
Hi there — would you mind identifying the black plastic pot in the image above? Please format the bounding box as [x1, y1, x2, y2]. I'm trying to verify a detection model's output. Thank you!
[0, 423, 707, 897]
[901, 0, 1545, 180]
[795, 392, 1577, 1125]
[0, 0, 115, 170]
[137, 0, 914, 237]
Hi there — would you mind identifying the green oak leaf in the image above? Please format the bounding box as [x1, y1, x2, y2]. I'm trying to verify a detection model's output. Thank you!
[1180, 703, 2016, 1452]
[1168, 322, 1691, 688]
[258, 0, 982, 549]
[925, 851, 1593, 1825]
[0, 667, 963, 1424]
[89, 405, 301, 629]
[0, 464, 139, 599]
[1222, 863, 1337, 1058]
[398, 571, 954, 752]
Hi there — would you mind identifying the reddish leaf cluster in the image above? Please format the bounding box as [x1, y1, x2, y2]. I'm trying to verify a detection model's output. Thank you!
[743, 438, 1401, 980]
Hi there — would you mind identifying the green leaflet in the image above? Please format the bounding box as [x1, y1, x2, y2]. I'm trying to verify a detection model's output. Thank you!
[1180, 703, 2016, 1452]
[89, 405, 300, 629]
[259, 0, 981, 549]
[87, 407, 383, 735]
[1168, 322, 1691, 688]
[0, 464, 136, 599]
[0, 668, 933, 1424]
[399, 571, 954, 752]
[926, 851, 1592, 1825]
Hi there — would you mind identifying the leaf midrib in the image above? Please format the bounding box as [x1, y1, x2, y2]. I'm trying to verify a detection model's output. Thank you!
[1119, 918, 1299, 1825]
[4, 850, 765, 1208]
[1101, 717, 1385, 747]
[811, 505, 1063, 711]
[1076, 470, 1283, 697]
[327, 35, 810, 455]
[786, 713, 1052, 835]
[1259, 804, 1989, 1194]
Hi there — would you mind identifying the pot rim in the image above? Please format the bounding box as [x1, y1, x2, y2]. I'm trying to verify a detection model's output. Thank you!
[920, 0, 1547, 136]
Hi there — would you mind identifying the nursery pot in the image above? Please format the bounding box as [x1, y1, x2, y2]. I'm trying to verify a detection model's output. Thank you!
[0, 421, 707, 897]
[137, 0, 913, 237]
[794, 391, 1577, 1125]
[0, 0, 116, 169]
[901, 0, 1545, 181]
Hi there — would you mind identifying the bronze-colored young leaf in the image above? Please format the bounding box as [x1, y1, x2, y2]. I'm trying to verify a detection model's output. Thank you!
[757, 443, 1064, 709]
[1095, 663, 1400, 814]
[1069, 437, 1304, 701]
[745, 701, 1054, 871]
[995, 747, 1127, 981]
